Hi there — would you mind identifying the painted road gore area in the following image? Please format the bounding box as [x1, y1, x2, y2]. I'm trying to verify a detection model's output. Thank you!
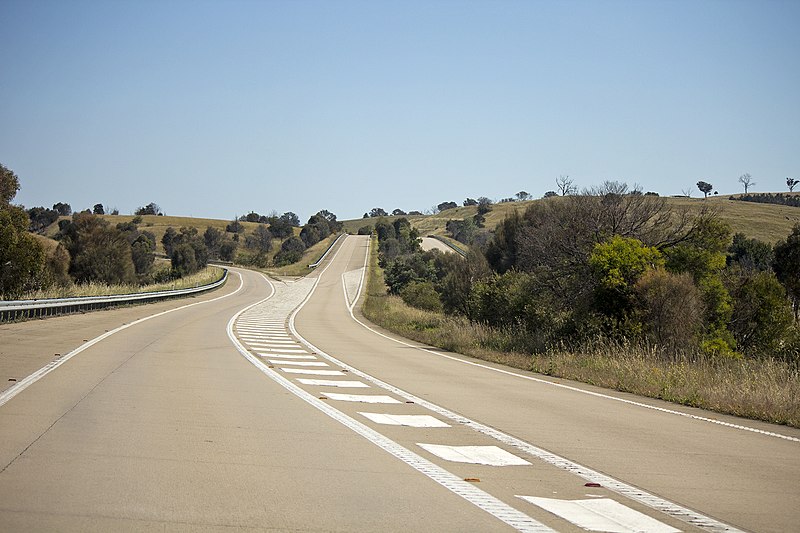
[1, 234, 798, 531]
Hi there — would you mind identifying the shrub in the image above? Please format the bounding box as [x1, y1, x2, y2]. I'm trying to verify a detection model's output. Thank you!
[400, 281, 443, 312]
[635, 269, 704, 352]
[273, 236, 306, 266]
[171, 243, 198, 277]
[0, 206, 46, 298]
[728, 270, 795, 356]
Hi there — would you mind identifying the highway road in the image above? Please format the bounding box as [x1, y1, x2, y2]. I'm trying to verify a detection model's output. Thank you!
[1, 234, 798, 531]
[420, 236, 456, 254]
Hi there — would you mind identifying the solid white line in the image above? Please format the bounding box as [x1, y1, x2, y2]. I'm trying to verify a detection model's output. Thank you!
[0, 271, 248, 409]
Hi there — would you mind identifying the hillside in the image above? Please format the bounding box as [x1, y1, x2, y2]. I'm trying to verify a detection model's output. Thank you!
[368, 195, 800, 244]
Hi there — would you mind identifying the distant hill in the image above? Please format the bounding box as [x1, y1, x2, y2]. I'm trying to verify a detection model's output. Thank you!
[350, 194, 800, 245]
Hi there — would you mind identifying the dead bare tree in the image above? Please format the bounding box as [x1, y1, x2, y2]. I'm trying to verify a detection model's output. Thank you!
[556, 175, 576, 196]
[738, 173, 755, 193]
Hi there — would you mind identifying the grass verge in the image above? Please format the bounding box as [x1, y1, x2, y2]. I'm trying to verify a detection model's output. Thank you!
[20, 266, 225, 300]
[361, 237, 800, 428]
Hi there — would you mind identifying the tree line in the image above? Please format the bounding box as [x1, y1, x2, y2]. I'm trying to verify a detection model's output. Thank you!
[1, 163, 343, 298]
[377, 181, 800, 361]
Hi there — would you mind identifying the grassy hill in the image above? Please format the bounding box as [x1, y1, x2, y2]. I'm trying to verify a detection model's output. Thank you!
[365, 195, 800, 244]
[38, 194, 800, 266]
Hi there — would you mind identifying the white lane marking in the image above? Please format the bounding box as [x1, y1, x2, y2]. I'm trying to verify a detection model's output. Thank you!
[418, 444, 532, 466]
[259, 353, 317, 360]
[518, 497, 681, 533]
[359, 413, 451, 428]
[347, 271, 799, 445]
[324, 393, 401, 403]
[269, 360, 328, 367]
[282, 368, 344, 376]
[297, 379, 369, 388]
[242, 338, 297, 344]
[228, 273, 552, 533]
[342, 267, 367, 307]
[293, 236, 745, 533]
[252, 347, 308, 353]
[0, 271, 250, 409]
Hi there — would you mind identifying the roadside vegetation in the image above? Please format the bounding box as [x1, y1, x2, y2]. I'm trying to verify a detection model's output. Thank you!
[1, 163, 345, 300]
[362, 182, 800, 428]
[20, 265, 225, 300]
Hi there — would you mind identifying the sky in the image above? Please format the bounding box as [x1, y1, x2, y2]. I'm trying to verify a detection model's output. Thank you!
[1, 0, 799, 222]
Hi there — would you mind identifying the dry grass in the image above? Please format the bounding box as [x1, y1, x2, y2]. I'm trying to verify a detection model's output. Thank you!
[361, 238, 800, 427]
[399, 195, 800, 243]
[43, 214, 299, 255]
[264, 234, 340, 277]
[20, 266, 225, 300]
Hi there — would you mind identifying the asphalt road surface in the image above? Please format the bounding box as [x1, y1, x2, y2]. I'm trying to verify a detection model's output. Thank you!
[420, 236, 455, 254]
[1, 234, 798, 532]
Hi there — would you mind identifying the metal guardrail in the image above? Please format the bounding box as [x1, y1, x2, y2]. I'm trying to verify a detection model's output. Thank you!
[308, 233, 346, 268]
[430, 235, 468, 257]
[0, 269, 228, 322]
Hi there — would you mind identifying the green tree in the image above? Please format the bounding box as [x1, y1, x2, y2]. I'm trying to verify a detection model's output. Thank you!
[135, 202, 162, 216]
[26, 206, 59, 233]
[93, 203, 105, 215]
[434, 248, 491, 316]
[273, 236, 306, 266]
[52, 202, 72, 216]
[399, 281, 443, 312]
[203, 226, 223, 258]
[728, 270, 794, 355]
[635, 269, 704, 352]
[171, 227, 208, 271]
[280, 212, 300, 227]
[589, 236, 664, 321]
[245, 225, 273, 253]
[162, 227, 178, 255]
[62, 212, 137, 285]
[697, 181, 713, 199]
[219, 240, 238, 262]
[131, 238, 155, 279]
[384, 253, 437, 295]
[171, 243, 198, 277]
[1, 163, 20, 206]
[728, 233, 773, 272]
[0, 207, 46, 298]
[773, 224, 800, 320]
[664, 216, 735, 348]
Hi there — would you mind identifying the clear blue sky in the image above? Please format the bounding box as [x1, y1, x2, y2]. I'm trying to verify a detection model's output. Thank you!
[2, 0, 798, 222]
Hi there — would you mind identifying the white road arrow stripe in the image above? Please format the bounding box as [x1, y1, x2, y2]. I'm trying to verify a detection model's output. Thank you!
[359, 413, 450, 427]
[518, 497, 681, 533]
[418, 444, 531, 466]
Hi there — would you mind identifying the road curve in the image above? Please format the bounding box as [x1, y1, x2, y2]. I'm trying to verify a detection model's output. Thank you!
[1, 235, 798, 531]
[293, 234, 800, 533]
[420, 236, 455, 253]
